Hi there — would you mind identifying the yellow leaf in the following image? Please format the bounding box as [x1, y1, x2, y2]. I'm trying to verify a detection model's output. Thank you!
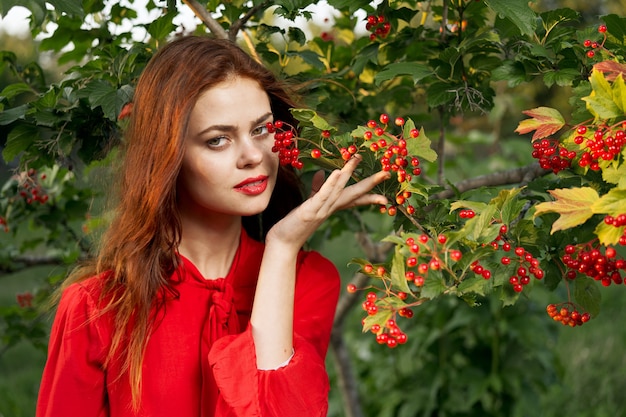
[534, 187, 600, 234]
[515, 107, 565, 141]
[595, 221, 625, 246]
[590, 188, 626, 215]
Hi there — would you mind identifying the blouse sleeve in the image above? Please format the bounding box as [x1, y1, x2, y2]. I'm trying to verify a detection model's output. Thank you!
[209, 251, 340, 417]
[36, 283, 109, 417]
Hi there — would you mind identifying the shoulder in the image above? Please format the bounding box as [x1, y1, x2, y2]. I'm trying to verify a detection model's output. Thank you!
[56, 273, 115, 324]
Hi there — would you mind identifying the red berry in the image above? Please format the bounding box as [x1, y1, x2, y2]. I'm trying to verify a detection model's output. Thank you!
[379, 113, 390, 125]
[311, 149, 322, 158]
[347, 284, 357, 293]
[598, 24, 607, 33]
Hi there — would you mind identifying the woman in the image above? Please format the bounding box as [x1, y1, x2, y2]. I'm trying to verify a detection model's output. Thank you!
[36, 35, 389, 417]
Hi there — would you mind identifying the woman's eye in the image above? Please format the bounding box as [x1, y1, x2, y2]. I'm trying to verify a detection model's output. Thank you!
[206, 136, 227, 148]
[252, 124, 270, 137]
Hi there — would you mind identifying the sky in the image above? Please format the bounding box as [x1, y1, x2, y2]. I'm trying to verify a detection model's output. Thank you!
[0, 6, 31, 36]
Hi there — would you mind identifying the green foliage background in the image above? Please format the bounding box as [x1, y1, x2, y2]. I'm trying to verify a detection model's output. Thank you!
[1, 0, 626, 416]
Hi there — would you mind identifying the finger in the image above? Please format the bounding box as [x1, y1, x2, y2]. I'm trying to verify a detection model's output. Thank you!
[309, 170, 325, 197]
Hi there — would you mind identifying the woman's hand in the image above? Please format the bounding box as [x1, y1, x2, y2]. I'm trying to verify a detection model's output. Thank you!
[251, 154, 389, 369]
[266, 154, 390, 250]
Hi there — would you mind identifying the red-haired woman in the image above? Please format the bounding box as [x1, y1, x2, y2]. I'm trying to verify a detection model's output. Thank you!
[36, 36, 389, 417]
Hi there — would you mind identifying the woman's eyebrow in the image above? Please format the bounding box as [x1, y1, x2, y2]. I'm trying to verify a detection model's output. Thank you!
[197, 112, 274, 137]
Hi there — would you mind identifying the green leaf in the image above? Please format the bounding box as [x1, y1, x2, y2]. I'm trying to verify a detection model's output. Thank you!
[484, 0, 537, 36]
[573, 276, 601, 318]
[595, 221, 624, 246]
[0, 83, 34, 100]
[534, 187, 600, 233]
[290, 108, 334, 131]
[81, 80, 119, 120]
[374, 62, 433, 86]
[457, 274, 489, 297]
[47, 0, 85, 17]
[0, 104, 27, 125]
[287, 27, 306, 46]
[390, 246, 411, 294]
[590, 188, 626, 216]
[582, 70, 623, 120]
[402, 120, 437, 163]
[420, 274, 447, 300]
[147, 12, 175, 40]
[602, 163, 626, 188]
[3, 123, 40, 162]
[543, 68, 580, 87]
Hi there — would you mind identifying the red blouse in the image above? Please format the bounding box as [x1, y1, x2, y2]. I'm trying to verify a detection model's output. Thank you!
[36, 229, 340, 417]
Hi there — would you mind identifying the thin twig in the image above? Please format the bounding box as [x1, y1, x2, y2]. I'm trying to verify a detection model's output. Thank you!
[181, 0, 228, 39]
[229, 1, 270, 42]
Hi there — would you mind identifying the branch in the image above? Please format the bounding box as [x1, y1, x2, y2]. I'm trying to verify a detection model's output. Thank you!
[0, 254, 72, 273]
[181, 0, 228, 39]
[432, 162, 550, 200]
[333, 232, 393, 327]
[229, 1, 270, 42]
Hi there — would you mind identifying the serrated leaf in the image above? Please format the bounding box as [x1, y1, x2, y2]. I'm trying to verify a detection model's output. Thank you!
[0, 104, 28, 125]
[595, 221, 624, 246]
[0, 83, 34, 100]
[361, 309, 393, 333]
[147, 12, 175, 40]
[420, 274, 447, 299]
[514, 107, 565, 141]
[602, 163, 626, 188]
[573, 276, 601, 318]
[593, 60, 626, 82]
[402, 120, 437, 162]
[3, 124, 40, 162]
[457, 274, 489, 297]
[290, 108, 333, 131]
[374, 62, 433, 86]
[484, 0, 537, 35]
[288, 27, 306, 46]
[611, 74, 626, 114]
[390, 246, 411, 294]
[582, 69, 623, 120]
[590, 188, 626, 215]
[449, 200, 488, 213]
[47, 0, 85, 18]
[533, 187, 600, 233]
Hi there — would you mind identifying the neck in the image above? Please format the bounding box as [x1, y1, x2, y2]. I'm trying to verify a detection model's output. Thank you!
[177, 215, 242, 279]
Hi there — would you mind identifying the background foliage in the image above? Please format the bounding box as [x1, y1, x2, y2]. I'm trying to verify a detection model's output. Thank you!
[1, 0, 626, 416]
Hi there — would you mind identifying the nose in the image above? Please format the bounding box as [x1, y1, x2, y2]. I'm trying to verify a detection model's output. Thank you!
[237, 136, 264, 168]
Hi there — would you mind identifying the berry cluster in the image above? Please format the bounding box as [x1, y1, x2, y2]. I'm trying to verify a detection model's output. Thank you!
[308, 113, 426, 217]
[402, 233, 462, 287]
[18, 169, 49, 205]
[366, 14, 391, 41]
[583, 24, 608, 59]
[357, 290, 409, 348]
[604, 214, 626, 245]
[562, 243, 626, 287]
[546, 303, 591, 327]
[531, 138, 573, 173]
[371, 319, 408, 348]
[269, 121, 304, 169]
[501, 245, 545, 292]
[574, 124, 626, 171]
[16, 292, 34, 308]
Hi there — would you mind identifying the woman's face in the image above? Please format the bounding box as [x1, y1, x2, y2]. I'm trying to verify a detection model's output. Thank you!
[177, 76, 278, 221]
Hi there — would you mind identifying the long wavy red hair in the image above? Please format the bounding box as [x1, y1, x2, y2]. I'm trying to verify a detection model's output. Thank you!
[61, 35, 303, 409]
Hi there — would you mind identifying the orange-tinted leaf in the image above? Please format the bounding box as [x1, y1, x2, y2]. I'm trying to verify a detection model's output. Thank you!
[533, 187, 600, 233]
[593, 60, 626, 82]
[515, 107, 565, 141]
